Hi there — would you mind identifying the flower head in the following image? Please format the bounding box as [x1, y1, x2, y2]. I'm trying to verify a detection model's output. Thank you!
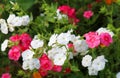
[1, 73, 11, 78]
[8, 46, 21, 61]
[100, 33, 113, 47]
[83, 10, 93, 19]
[84, 32, 100, 48]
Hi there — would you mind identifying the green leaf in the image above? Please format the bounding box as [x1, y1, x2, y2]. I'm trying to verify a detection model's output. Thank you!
[70, 65, 80, 72]
[16, 0, 35, 11]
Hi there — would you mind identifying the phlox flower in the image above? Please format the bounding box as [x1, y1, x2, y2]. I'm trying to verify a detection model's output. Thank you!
[96, 27, 114, 37]
[84, 32, 100, 48]
[31, 35, 44, 49]
[52, 65, 62, 72]
[1, 73, 11, 78]
[1, 39, 8, 51]
[48, 34, 58, 46]
[83, 10, 93, 19]
[116, 72, 120, 78]
[0, 19, 8, 34]
[58, 5, 79, 24]
[92, 55, 108, 71]
[82, 55, 92, 67]
[39, 54, 53, 71]
[9, 34, 20, 42]
[22, 49, 34, 61]
[19, 33, 32, 51]
[88, 66, 98, 76]
[100, 33, 113, 47]
[73, 40, 88, 55]
[22, 58, 40, 70]
[8, 46, 21, 61]
[39, 68, 48, 77]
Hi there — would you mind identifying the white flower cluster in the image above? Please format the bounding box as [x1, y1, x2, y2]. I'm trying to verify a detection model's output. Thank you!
[0, 14, 30, 34]
[48, 30, 88, 56]
[22, 49, 40, 70]
[82, 55, 108, 75]
[48, 46, 67, 65]
[47, 30, 88, 65]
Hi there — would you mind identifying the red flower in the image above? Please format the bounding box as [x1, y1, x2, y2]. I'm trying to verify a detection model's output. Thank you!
[39, 68, 48, 77]
[9, 34, 20, 42]
[64, 67, 71, 74]
[19, 33, 32, 51]
[39, 54, 53, 71]
[52, 65, 62, 72]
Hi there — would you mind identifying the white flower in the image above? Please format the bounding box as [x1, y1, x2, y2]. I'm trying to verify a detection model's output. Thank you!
[31, 36, 44, 49]
[0, 19, 8, 34]
[92, 55, 108, 71]
[7, 14, 16, 26]
[88, 66, 98, 76]
[48, 46, 67, 59]
[29, 58, 40, 70]
[82, 55, 92, 67]
[53, 53, 67, 65]
[116, 72, 120, 78]
[22, 58, 40, 70]
[48, 34, 58, 46]
[96, 27, 114, 37]
[57, 32, 71, 45]
[73, 40, 88, 55]
[1, 39, 8, 51]
[21, 15, 30, 26]
[22, 49, 34, 61]
[12, 16, 23, 27]
[22, 60, 29, 70]
[68, 52, 73, 59]
[48, 46, 67, 65]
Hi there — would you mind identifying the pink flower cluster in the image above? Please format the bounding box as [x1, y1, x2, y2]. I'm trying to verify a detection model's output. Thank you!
[39, 54, 62, 76]
[8, 33, 32, 61]
[58, 5, 79, 25]
[84, 32, 113, 48]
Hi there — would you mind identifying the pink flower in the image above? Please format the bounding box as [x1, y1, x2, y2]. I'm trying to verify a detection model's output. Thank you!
[52, 65, 62, 72]
[100, 33, 113, 47]
[9, 34, 20, 42]
[19, 33, 32, 51]
[1, 73, 11, 78]
[83, 10, 93, 19]
[8, 46, 21, 61]
[39, 54, 53, 71]
[84, 32, 100, 48]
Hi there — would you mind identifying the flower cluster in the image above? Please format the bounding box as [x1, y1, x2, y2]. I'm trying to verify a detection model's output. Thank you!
[82, 55, 108, 75]
[1, 1, 119, 77]
[1, 27, 114, 77]
[84, 27, 113, 48]
[0, 14, 30, 34]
